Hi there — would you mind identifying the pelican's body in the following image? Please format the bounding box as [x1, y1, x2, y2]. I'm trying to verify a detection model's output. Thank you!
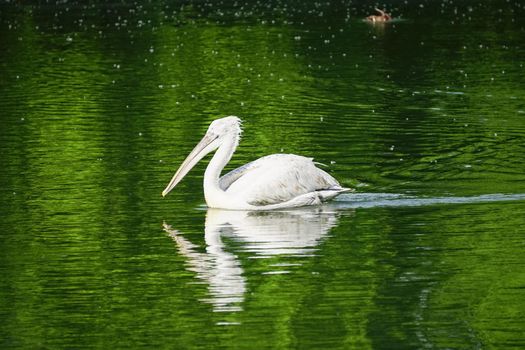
[162, 116, 351, 210]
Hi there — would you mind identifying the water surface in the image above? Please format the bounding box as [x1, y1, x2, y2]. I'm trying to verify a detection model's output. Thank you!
[1, 1, 525, 349]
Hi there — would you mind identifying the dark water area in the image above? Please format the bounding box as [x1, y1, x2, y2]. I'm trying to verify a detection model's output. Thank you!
[1, 1, 525, 349]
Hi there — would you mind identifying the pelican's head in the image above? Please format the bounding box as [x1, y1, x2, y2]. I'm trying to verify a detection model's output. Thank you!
[162, 116, 242, 197]
[208, 116, 242, 137]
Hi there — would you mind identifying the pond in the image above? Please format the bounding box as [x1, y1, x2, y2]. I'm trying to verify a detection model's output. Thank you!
[1, 1, 525, 348]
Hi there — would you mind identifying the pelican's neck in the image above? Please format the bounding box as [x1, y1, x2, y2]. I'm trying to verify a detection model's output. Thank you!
[203, 132, 239, 206]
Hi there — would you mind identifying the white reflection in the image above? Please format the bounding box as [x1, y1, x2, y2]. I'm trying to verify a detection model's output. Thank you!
[163, 206, 341, 313]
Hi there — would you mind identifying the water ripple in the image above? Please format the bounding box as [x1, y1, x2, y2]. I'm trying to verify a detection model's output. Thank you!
[336, 192, 525, 208]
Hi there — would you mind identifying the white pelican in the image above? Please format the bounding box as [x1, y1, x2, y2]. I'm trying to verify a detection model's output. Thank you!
[162, 116, 351, 210]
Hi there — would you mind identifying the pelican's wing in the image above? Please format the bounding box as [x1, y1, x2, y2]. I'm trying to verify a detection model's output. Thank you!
[224, 154, 344, 206]
[219, 160, 262, 191]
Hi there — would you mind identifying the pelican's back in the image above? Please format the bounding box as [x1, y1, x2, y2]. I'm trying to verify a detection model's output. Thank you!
[221, 154, 345, 206]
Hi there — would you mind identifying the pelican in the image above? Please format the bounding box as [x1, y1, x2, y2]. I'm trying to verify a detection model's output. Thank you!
[162, 116, 351, 210]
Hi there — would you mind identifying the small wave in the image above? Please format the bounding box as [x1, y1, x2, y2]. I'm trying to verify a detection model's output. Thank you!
[335, 193, 525, 209]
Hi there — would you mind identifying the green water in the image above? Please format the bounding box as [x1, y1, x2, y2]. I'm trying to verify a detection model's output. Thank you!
[1, 1, 525, 349]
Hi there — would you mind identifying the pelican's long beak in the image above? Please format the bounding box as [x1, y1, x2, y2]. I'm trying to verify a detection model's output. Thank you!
[162, 132, 219, 197]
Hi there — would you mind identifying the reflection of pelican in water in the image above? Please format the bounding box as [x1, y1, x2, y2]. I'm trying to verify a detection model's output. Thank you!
[163, 206, 341, 312]
[162, 116, 351, 210]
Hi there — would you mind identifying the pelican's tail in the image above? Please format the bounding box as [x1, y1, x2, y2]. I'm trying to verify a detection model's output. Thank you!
[318, 186, 354, 201]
